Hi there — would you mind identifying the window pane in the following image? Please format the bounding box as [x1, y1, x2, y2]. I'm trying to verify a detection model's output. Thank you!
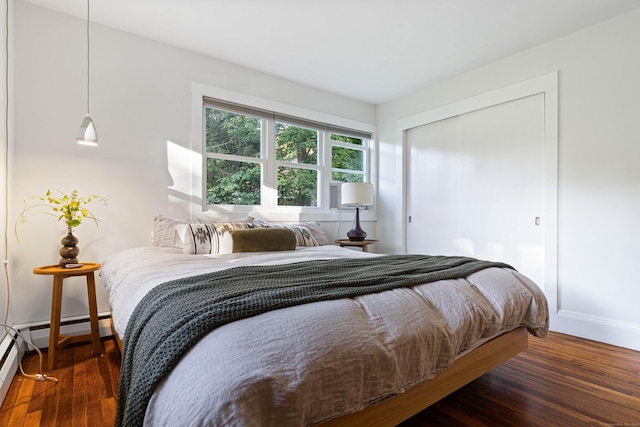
[206, 158, 261, 205]
[332, 172, 363, 182]
[332, 146, 363, 171]
[330, 134, 363, 146]
[205, 107, 261, 157]
[276, 123, 318, 165]
[277, 167, 317, 206]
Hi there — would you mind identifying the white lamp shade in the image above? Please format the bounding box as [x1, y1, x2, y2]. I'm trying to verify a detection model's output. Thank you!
[77, 115, 98, 146]
[341, 182, 373, 206]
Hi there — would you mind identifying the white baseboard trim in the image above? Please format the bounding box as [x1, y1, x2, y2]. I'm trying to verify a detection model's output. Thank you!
[556, 309, 640, 351]
[27, 316, 113, 349]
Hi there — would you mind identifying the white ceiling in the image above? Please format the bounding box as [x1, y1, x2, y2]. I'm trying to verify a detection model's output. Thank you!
[23, 0, 640, 105]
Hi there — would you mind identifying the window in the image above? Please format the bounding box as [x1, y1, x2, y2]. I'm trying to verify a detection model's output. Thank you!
[203, 98, 371, 210]
[330, 134, 366, 183]
[205, 108, 262, 205]
[275, 122, 319, 207]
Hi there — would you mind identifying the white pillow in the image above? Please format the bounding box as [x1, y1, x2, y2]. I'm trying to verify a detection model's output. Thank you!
[153, 215, 199, 248]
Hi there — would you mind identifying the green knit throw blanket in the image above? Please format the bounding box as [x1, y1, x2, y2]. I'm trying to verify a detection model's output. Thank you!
[115, 254, 512, 427]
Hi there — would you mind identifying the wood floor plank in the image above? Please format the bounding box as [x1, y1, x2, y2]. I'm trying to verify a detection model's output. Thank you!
[101, 397, 116, 426]
[103, 339, 121, 399]
[5, 352, 41, 427]
[5, 401, 27, 427]
[72, 344, 89, 427]
[24, 410, 42, 427]
[54, 345, 76, 426]
[15, 360, 36, 407]
[86, 352, 105, 427]
[0, 332, 638, 426]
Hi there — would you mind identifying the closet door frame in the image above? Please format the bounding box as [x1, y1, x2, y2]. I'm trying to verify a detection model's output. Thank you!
[395, 71, 558, 329]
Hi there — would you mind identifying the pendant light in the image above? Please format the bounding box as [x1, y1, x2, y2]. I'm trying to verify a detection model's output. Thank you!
[76, 0, 98, 146]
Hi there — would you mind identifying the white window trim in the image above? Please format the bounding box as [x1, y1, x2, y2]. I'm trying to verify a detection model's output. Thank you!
[190, 82, 377, 222]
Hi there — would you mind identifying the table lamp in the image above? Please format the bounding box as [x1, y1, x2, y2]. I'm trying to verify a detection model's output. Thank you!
[341, 182, 373, 241]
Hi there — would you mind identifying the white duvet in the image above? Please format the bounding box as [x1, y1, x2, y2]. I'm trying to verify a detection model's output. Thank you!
[101, 245, 548, 427]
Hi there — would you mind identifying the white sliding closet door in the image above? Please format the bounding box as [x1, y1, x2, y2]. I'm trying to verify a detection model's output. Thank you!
[406, 115, 461, 255]
[407, 93, 545, 287]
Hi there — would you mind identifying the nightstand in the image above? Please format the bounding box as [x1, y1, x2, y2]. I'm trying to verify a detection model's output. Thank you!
[33, 262, 102, 371]
[335, 239, 379, 253]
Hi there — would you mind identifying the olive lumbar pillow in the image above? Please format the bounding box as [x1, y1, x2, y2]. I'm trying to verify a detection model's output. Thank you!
[222, 228, 297, 253]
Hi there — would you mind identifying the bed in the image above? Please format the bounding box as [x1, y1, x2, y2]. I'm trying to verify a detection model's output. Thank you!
[101, 219, 549, 427]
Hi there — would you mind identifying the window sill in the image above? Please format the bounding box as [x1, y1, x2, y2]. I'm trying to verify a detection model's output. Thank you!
[201, 206, 377, 223]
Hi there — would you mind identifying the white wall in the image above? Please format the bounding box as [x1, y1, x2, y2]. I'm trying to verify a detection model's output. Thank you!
[8, 1, 375, 329]
[376, 8, 640, 349]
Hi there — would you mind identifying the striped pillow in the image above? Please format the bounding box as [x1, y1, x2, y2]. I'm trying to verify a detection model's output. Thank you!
[176, 222, 262, 254]
[253, 220, 329, 246]
[175, 223, 217, 255]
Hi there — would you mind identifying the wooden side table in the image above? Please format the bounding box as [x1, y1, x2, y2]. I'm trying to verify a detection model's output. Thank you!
[33, 262, 102, 371]
[335, 239, 379, 253]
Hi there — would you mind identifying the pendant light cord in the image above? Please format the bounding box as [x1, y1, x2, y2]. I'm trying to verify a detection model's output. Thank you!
[85, 0, 90, 115]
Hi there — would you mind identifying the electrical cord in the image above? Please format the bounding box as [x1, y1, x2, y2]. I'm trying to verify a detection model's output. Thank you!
[3, 0, 10, 327]
[0, 323, 58, 383]
[335, 207, 343, 241]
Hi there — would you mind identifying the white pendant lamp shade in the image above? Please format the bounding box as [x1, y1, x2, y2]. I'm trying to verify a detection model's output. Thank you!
[77, 114, 98, 146]
[77, 0, 98, 146]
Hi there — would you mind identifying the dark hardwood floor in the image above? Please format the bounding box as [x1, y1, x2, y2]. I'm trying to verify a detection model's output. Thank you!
[400, 332, 640, 427]
[0, 332, 638, 426]
[0, 337, 120, 427]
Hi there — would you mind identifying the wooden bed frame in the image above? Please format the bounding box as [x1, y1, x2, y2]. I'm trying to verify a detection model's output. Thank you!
[318, 327, 528, 426]
[111, 319, 124, 353]
[111, 318, 527, 426]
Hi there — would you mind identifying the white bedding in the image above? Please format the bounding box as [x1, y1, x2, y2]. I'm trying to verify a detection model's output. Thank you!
[101, 245, 548, 426]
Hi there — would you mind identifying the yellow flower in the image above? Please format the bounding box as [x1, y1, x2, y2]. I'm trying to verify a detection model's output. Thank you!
[16, 189, 108, 240]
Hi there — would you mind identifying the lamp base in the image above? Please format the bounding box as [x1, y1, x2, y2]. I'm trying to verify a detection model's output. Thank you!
[346, 234, 366, 242]
[346, 206, 367, 241]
